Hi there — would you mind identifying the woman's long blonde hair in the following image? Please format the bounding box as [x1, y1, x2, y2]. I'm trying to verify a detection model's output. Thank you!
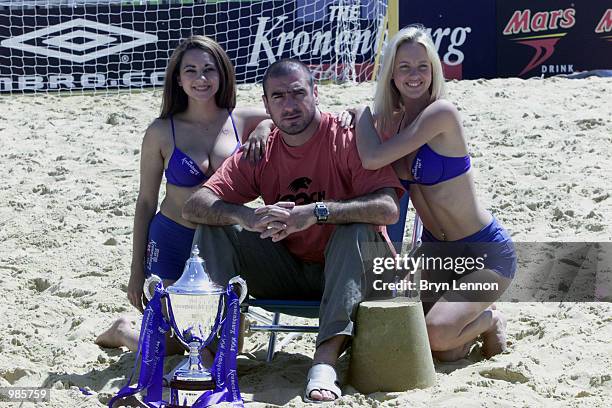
[373, 25, 447, 133]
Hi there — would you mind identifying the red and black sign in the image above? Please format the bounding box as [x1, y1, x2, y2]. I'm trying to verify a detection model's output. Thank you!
[497, 0, 612, 78]
[398, 0, 497, 80]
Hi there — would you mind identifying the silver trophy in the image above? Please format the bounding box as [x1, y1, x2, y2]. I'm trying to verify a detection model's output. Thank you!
[144, 245, 247, 407]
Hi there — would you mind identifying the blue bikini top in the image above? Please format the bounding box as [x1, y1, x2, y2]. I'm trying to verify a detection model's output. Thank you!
[398, 113, 471, 186]
[164, 111, 240, 187]
[407, 144, 471, 186]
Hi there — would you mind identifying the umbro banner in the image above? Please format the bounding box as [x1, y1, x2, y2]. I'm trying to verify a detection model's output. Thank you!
[0, 4, 165, 92]
[0, 1, 381, 92]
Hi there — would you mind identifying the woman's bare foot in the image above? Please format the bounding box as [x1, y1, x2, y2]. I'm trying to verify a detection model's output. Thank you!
[433, 339, 475, 362]
[482, 309, 507, 358]
[95, 316, 138, 351]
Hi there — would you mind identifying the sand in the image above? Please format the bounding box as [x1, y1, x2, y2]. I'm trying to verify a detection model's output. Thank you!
[0, 77, 610, 407]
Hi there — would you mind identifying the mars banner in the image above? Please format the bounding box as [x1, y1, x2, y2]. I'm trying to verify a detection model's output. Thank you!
[497, 0, 612, 78]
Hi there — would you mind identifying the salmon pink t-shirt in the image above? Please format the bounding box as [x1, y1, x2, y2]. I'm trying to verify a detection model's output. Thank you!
[205, 112, 403, 263]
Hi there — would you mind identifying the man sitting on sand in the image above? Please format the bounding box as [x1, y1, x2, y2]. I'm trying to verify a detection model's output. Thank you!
[182, 59, 403, 402]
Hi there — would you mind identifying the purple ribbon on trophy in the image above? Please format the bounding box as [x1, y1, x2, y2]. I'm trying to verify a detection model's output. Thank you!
[192, 287, 243, 407]
[108, 281, 170, 407]
[108, 245, 246, 408]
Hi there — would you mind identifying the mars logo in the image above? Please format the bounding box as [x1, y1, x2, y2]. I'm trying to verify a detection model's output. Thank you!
[278, 177, 325, 204]
[1, 18, 157, 63]
[595, 9, 612, 37]
[503, 8, 576, 76]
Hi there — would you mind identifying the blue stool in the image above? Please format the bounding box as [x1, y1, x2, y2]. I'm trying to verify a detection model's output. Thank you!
[244, 299, 320, 362]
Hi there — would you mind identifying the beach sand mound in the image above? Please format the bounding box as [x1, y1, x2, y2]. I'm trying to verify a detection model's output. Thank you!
[0, 77, 610, 407]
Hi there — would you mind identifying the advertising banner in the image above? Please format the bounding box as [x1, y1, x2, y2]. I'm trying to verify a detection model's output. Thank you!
[397, 0, 497, 80]
[497, 0, 612, 78]
[0, 1, 383, 92]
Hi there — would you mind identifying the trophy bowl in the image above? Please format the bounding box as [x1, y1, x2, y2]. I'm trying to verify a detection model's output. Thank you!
[144, 245, 246, 407]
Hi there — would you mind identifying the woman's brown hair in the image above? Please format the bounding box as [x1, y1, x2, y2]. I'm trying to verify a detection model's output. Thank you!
[159, 35, 236, 118]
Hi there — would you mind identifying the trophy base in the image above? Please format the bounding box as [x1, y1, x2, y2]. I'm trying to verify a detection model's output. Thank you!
[168, 377, 215, 408]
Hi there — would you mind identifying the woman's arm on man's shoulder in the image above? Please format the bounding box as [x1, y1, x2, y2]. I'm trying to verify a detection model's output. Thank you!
[355, 100, 461, 170]
[231, 107, 270, 143]
[232, 107, 273, 161]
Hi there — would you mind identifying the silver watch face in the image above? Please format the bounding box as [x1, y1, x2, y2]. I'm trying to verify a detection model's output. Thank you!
[315, 203, 329, 220]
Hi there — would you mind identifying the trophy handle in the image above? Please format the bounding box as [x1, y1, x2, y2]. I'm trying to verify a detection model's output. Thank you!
[229, 276, 248, 304]
[143, 274, 163, 301]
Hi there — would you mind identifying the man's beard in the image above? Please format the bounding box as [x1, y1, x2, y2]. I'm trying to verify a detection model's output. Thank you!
[277, 109, 316, 135]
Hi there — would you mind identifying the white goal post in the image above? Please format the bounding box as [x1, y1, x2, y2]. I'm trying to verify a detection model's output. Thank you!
[0, 0, 388, 94]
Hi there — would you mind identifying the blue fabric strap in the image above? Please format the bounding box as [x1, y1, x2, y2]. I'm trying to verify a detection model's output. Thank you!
[192, 287, 243, 407]
[108, 282, 170, 407]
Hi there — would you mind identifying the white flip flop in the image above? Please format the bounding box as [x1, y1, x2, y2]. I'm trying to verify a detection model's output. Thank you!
[303, 363, 342, 404]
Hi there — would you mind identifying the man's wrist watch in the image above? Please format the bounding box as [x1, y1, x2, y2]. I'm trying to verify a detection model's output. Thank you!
[313, 202, 329, 224]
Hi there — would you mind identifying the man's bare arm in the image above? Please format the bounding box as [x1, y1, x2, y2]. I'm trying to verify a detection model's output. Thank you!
[183, 188, 294, 234]
[326, 187, 400, 225]
[182, 187, 251, 226]
[259, 187, 400, 242]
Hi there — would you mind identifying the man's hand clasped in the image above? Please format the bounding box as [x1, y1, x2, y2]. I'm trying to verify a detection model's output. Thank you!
[242, 201, 317, 242]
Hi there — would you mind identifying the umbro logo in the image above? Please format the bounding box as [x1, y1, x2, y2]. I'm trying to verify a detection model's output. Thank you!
[1, 18, 157, 63]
